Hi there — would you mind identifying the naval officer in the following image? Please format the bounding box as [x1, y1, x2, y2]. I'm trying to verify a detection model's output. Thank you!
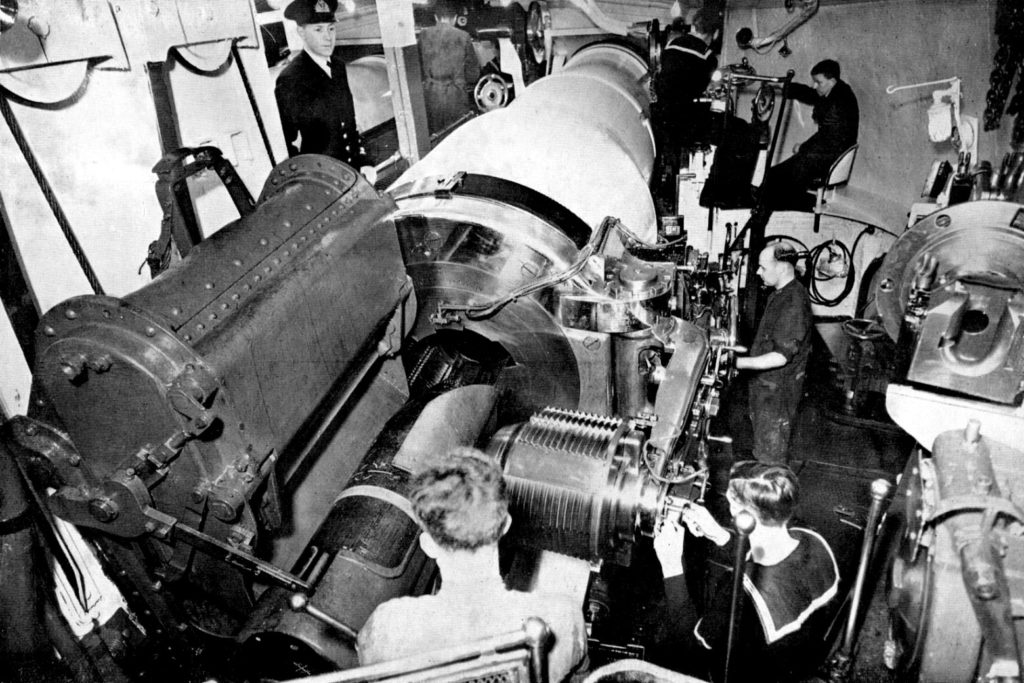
[275, 0, 377, 183]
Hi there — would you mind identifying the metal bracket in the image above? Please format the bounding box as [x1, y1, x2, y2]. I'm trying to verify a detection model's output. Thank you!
[166, 515, 310, 593]
[167, 364, 219, 436]
[148, 146, 256, 277]
[833, 504, 864, 531]
[432, 171, 467, 198]
[429, 303, 464, 329]
[927, 495, 1024, 528]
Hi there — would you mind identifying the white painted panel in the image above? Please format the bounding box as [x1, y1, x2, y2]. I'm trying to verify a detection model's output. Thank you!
[0, 295, 31, 417]
[0, 68, 163, 310]
[167, 44, 285, 238]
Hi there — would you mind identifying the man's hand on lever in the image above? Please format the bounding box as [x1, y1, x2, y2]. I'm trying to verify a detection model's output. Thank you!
[654, 501, 733, 580]
[680, 503, 731, 547]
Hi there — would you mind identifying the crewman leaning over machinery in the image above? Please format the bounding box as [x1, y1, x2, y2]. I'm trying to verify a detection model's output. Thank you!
[654, 462, 840, 682]
[357, 448, 588, 682]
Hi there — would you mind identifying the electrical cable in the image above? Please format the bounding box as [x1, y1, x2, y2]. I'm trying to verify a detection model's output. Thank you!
[762, 230, 873, 307]
[642, 447, 706, 485]
[440, 244, 594, 320]
[614, 220, 687, 249]
[867, 224, 901, 238]
[805, 225, 885, 307]
[807, 238, 854, 306]
[441, 218, 704, 321]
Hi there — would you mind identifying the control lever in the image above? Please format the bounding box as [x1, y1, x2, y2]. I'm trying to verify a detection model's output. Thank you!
[724, 511, 757, 683]
[152, 511, 311, 593]
[825, 478, 892, 681]
[289, 593, 359, 642]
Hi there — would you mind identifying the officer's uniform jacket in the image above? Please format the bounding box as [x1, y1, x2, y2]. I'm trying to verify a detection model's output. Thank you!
[275, 50, 370, 168]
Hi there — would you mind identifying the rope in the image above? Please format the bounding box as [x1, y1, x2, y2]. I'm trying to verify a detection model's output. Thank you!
[232, 40, 278, 168]
[0, 91, 105, 295]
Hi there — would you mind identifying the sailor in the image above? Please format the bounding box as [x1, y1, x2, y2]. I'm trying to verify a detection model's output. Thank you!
[735, 242, 813, 465]
[357, 448, 588, 682]
[275, 0, 377, 183]
[654, 462, 839, 682]
[417, 0, 481, 136]
[653, 9, 722, 185]
[759, 59, 859, 211]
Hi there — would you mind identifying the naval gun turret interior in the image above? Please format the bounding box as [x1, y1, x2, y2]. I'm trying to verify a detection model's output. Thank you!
[0, 30, 741, 682]
[2, 1, 1024, 682]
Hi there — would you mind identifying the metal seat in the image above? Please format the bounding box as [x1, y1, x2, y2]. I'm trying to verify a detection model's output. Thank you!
[280, 618, 551, 683]
[583, 659, 709, 683]
[809, 144, 859, 232]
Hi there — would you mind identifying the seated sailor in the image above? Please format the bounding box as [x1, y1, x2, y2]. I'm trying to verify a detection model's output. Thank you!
[760, 59, 859, 212]
[357, 447, 588, 682]
[654, 461, 839, 682]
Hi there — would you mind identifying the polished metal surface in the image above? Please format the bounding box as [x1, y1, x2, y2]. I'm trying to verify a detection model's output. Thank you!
[907, 276, 1024, 404]
[876, 201, 1024, 340]
[402, 260, 582, 420]
[391, 41, 658, 244]
[646, 318, 713, 469]
[526, 1, 549, 64]
[1, 22, 735, 680]
[612, 331, 662, 418]
[0, 0, 16, 33]
[487, 407, 662, 566]
[389, 40, 669, 417]
[474, 72, 511, 111]
[878, 203, 1024, 682]
[876, 201, 1024, 403]
[885, 424, 1024, 681]
[554, 258, 674, 334]
[392, 176, 593, 417]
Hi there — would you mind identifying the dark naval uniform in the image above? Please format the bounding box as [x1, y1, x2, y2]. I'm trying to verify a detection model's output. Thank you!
[274, 50, 370, 169]
[653, 32, 716, 183]
[694, 528, 839, 682]
[748, 278, 812, 464]
[418, 22, 480, 136]
[762, 78, 859, 210]
[656, 32, 717, 131]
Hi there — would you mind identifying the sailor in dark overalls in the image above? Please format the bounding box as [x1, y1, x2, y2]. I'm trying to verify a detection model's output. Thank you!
[417, 0, 480, 136]
[734, 243, 812, 464]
